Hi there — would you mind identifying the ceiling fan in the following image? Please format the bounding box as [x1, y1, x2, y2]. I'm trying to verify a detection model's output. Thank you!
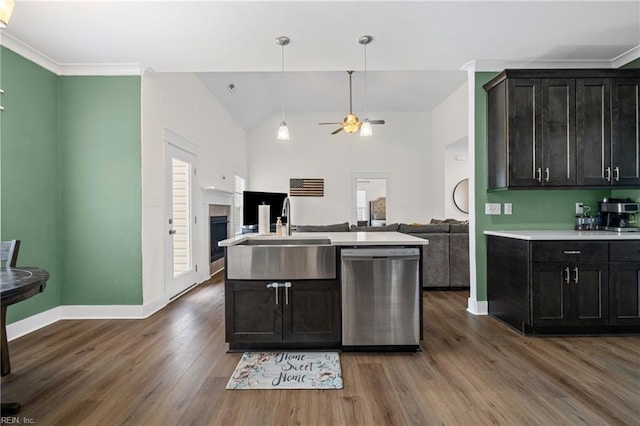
[318, 71, 385, 135]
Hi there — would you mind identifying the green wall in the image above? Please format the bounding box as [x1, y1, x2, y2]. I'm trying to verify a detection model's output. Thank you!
[1, 47, 62, 319]
[473, 72, 639, 301]
[1, 47, 142, 323]
[58, 77, 142, 305]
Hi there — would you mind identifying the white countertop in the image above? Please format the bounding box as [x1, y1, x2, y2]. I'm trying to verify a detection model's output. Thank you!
[485, 230, 640, 241]
[219, 231, 429, 247]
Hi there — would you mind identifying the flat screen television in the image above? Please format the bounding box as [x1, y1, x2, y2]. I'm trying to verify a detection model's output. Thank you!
[242, 191, 288, 226]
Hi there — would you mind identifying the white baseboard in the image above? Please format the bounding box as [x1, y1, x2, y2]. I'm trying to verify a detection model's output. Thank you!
[6, 306, 64, 341]
[6, 297, 170, 342]
[467, 298, 488, 315]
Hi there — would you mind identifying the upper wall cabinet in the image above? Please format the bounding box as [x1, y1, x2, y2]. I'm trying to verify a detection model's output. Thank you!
[484, 69, 640, 190]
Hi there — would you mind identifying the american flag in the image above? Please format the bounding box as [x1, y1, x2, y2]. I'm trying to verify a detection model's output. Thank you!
[289, 178, 324, 197]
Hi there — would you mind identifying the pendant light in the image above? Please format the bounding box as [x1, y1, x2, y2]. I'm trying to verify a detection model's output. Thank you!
[0, 0, 15, 28]
[359, 35, 373, 137]
[276, 36, 290, 141]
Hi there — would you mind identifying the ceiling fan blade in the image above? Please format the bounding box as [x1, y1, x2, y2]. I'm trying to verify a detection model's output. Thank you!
[331, 127, 344, 135]
[318, 122, 343, 125]
[368, 120, 385, 125]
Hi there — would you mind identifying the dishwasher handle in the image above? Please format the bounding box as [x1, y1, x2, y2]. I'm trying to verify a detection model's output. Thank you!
[342, 255, 420, 261]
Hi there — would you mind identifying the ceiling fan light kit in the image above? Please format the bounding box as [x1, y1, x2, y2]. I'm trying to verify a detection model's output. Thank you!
[0, 0, 15, 28]
[276, 36, 290, 141]
[317, 35, 385, 137]
[360, 119, 373, 137]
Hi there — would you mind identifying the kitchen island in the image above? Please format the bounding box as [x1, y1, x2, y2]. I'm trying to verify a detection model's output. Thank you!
[219, 232, 428, 351]
[485, 230, 640, 335]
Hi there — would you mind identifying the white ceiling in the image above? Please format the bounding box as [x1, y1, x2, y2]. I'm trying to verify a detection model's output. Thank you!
[2, 1, 639, 130]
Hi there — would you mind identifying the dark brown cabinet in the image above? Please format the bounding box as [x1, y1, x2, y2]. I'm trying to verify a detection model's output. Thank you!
[611, 79, 640, 186]
[532, 262, 608, 327]
[485, 69, 640, 189]
[608, 241, 640, 326]
[531, 241, 608, 328]
[577, 78, 640, 186]
[225, 279, 341, 350]
[488, 236, 637, 334]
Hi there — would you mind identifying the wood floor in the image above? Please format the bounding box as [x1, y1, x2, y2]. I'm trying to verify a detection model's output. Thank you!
[2, 274, 638, 425]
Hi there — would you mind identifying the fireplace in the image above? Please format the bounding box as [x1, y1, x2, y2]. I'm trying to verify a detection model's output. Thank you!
[210, 215, 228, 262]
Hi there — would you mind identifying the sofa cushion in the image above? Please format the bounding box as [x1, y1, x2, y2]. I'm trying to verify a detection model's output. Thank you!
[450, 223, 469, 233]
[430, 218, 469, 224]
[295, 222, 350, 232]
[349, 223, 399, 232]
[398, 223, 450, 234]
[450, 232, 470, 287]
[421, 233, 450, 287]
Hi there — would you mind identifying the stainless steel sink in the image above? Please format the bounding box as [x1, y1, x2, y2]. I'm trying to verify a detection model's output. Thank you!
[226, 238, 336, 280]
[236, 238, 331, 246]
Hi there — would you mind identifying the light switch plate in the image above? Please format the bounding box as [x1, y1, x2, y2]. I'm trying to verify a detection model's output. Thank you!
[504, 203, 512, 215]
[485, 203, 501, 215]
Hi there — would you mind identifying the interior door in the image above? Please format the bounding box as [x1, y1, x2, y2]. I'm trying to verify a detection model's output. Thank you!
[166, 142, 197, 298]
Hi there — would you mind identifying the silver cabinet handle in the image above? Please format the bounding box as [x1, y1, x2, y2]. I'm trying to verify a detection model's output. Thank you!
[267, 282, 292, 304]
[573, 267, 579, 284]
[605, 167, 611, 182]
[564, 267, 570, 284]
[536, 168, 542, 182]
[544, 167, 550, 182]
[614, 166, 620, 182]
[266, 282, 279, 304]
[563, 250, 581, 255]
[284, 282, 292, 305]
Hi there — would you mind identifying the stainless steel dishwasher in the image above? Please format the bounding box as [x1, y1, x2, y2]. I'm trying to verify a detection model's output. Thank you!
[341, 247, 421, 350]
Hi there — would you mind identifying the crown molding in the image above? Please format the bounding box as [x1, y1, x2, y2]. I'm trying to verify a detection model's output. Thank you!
[1, 31, 62, 74]
[0, 32, 142, 76]
[462, 58, 619, 72]
[611, 45, 640, 68]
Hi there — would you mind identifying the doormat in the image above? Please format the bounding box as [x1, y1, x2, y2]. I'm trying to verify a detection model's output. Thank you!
[226, 352, 343, 390]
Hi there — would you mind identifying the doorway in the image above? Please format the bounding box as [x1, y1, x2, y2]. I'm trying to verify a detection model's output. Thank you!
[165, 136, 198, 298]
[353, 174, 388, 226]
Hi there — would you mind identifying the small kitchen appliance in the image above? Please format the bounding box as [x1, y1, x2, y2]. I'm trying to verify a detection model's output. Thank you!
[597, 198, 639, 232]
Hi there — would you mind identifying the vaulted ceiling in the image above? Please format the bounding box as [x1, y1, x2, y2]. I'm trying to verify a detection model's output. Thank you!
[2, 1, 638, 129]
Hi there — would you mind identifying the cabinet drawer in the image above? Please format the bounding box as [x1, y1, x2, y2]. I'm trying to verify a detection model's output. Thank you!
[610, 241, 640, 262]
[532, 241, 608, 262]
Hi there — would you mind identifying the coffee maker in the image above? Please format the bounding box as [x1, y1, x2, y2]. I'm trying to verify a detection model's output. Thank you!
[597, 198, 639, 232]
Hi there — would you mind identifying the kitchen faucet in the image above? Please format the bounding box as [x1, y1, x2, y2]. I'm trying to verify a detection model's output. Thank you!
[281, 197, 292, 236]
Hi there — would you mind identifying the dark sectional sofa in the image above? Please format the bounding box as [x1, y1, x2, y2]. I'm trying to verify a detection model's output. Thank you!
[293, 220, 470, 289]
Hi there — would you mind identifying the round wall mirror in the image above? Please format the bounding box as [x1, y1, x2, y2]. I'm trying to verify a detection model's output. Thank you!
[453, 178, 469, 214]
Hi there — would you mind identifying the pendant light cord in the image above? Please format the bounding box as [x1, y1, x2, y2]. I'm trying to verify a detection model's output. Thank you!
[363, 41, 368, 118]
[281, 42, 286, 122]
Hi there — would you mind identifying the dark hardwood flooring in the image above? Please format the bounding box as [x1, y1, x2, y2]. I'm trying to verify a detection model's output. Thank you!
[1, 273, 638, 425]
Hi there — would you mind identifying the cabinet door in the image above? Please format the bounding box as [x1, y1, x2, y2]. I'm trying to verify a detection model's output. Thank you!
[225, 280, 282, 344]
[532, 263, 571, 327]
[571, 262, 608, 325]
[611, 78, 640, 186]
[533, 262, 608, 327]
[609, 262, 640, 326]
[487, 80, 508, 189]
[541, 79, 576, 186]
[576, 78, 611, 186]
[508, 79, 543, 187]
[282, 280, 341, 344]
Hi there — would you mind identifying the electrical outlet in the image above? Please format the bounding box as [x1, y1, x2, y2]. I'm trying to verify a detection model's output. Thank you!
[504, 203, 512, 215]
[576, 202, 584, 215]
[485, 203, 501, 215]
